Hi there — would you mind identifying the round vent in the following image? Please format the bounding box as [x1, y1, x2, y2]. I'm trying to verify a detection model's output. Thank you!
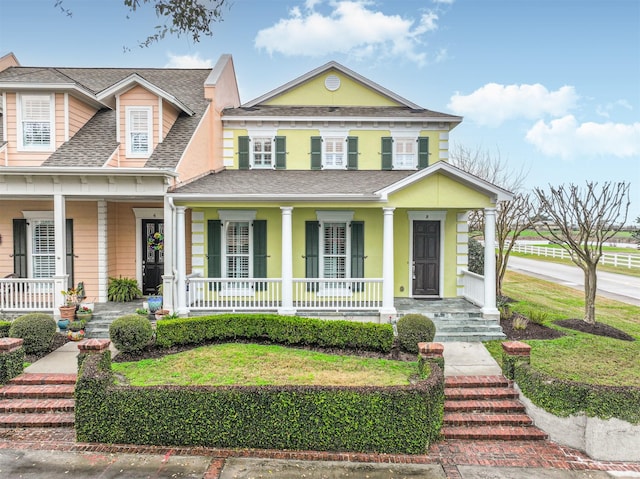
[324, 74, 341, 91]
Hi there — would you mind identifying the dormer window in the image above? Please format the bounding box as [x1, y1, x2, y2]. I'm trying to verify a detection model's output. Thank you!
[126, 106, 152, 157]
[17, 94, 55, 151]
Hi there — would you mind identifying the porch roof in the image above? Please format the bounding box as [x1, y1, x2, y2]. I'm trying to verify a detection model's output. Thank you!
[170, 169, 416, 200]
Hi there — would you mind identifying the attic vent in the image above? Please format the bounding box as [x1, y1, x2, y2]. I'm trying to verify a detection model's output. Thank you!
[324, 74, 341, 91]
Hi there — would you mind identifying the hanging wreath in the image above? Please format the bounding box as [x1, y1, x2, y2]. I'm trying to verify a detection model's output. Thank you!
[147, 232, 164, 251]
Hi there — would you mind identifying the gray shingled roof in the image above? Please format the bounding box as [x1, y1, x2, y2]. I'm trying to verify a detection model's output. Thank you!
[172, 169, 416, 197]
[223, 105, 460, 120]
[0, 67, 211, 169]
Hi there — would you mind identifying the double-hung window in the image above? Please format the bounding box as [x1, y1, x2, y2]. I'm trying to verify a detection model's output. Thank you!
[252, 137, 273, 168]
[18, 94, 54, 151]
[323, 137, 345, 169]
[381, 136, 429, 170]
[225, 221, 251, 281]
[126, 106, 152, 157]
[394, 138, 416, 169]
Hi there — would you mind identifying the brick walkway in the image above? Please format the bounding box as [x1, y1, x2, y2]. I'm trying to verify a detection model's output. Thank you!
[0, 427, 638, 478]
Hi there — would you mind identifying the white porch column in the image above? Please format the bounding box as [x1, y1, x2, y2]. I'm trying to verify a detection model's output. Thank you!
[162, 196, 175, 313]
[381, 207, 396, 316]
[175, 206, 188, 315]
[279, 206, 295, 315]
[53, 194, 67, 285]
[482, 207, 499, 319]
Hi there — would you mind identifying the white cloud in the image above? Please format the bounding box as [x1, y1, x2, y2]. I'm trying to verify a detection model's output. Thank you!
[525, 115, 640, 160]
[254, 0, 440, 66]
[448, 83, 579, 127]
[596, 99, 633, 119]
[164, 52, 213, 68]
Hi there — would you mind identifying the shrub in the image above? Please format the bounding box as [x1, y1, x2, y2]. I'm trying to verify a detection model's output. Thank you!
[0, 321, 11, 338]
[468, 237, 484, 275]
[527, 309, 549, 325]
[107, 277, 142, 302]
[512, 315, 529, 330]
[396, 314, 436, 354]
[8, 313, 56, 354]
[110, 314, 153, 353]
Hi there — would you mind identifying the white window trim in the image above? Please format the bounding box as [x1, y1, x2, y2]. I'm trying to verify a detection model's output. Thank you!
[251, 136, 275, 169]
[219, 210, 256, 296]
[17, 93, 55, 152]
[389, 128, 420, 170]
[317, 129, 347, 170]
[316, 211, 353, 296]
[22, 211, 55, 279]
[393, 136, 418, 170]
[125, 106, 153, 158]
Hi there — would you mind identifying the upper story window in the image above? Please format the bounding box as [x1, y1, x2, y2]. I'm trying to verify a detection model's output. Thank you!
[238, 135, 286, 170]
[311, 136, 358, 170]
[381, 136, 430, 170]
[126, 106, 152, 157]
[18, 94, 55, 151]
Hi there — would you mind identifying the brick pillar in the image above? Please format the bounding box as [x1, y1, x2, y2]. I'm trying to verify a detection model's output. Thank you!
[418, 342, 444, 377]
[0, 337, 25, 384]
[77, 339, 111, 372]
[501, 341, 531, 380]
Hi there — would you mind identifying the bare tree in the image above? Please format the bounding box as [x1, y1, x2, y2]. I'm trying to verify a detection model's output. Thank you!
[533, 182, 630, 325]
[449, 144, 533, 297]
[55, 0, 231, 48]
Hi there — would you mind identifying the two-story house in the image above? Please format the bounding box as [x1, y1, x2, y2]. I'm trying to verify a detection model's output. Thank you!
[1, 53, 509, 334]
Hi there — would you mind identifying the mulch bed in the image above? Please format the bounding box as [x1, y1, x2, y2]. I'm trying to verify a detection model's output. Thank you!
[500, 313, 565, 341]
[554, 319, 635, 341]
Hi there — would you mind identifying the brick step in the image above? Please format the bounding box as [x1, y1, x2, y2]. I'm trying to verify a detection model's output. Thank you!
[0, 412, 75, 428]
[0, 384, 75, 399]
[0, 398, 75, 413]
[445, 387, 518, 400]
[9, 373, 77, 385]
[444, 412, 532, 427]
[442, 425, 548, 441]
[444, 399, 525, 413]
[445, 375, 510, 389]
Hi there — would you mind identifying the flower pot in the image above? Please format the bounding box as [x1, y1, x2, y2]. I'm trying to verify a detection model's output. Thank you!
[155, 309, 169, 320]
[76, 312, 93, 322]
[147, 296, 163, 313]
[59, 305, 76, 321]
[57, 318, 70, 331]
[67, 329, 85, 341]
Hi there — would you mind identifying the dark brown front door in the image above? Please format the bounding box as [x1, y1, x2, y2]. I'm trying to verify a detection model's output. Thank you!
[142, 219, 164, 295]
[413, 221, 440, 296]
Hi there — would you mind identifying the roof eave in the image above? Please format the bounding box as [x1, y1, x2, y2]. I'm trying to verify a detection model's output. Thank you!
[0, 82, 107, 109]
[168, 193, 381, 202]
[223, 115, 463, 124]
[0, 167, 179, 177]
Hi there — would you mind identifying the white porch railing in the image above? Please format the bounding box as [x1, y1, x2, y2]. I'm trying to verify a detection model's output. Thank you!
[0, 278, 56, 311]
[187, 278, 282, 311]
[461, 270, 484, 307]
[293, 278, 383, 311]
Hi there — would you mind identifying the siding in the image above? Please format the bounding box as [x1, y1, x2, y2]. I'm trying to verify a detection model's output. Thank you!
[68, 96, 98, 138]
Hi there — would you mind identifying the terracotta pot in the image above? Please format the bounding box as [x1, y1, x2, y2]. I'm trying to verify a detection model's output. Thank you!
[59, 305, 76, 321]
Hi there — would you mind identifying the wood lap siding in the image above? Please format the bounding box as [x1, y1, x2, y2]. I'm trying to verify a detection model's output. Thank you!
[67, 95, 97, 138]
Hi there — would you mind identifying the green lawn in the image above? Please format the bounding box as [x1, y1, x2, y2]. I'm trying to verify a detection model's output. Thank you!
[485, 271, 640, 387]
[112, 343, 418, 387]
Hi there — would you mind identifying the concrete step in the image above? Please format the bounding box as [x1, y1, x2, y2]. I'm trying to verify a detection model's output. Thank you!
[442, 425, 547, 441]
[434, 332, 506, 342]
[0, 412, 75, 428]
[445, 387, 519, 400]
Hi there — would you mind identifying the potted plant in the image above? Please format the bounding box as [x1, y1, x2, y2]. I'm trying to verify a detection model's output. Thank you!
[59, 287, 79, 322]
[107, 276, 142, 302]
[76, 304, 93, 321]
[154, 308, 170, 320]
[67, 320, 85, 341]
[147, 284, 163, 313]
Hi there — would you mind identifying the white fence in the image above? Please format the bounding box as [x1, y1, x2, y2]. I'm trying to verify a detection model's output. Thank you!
[460, 270, 484, 307]
[511, 243, 640, 269]
[0, 278, 56, 311]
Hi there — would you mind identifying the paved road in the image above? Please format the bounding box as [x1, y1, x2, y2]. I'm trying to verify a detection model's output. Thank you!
[507, 256, 640, 307]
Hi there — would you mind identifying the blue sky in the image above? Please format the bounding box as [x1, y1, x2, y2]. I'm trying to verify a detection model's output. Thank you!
[1, 0, 639, 222]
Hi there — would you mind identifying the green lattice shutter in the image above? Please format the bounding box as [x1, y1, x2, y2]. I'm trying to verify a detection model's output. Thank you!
[381, 137, 393, 170]
[310, 136, 322, 170]
[275, 136, 286, 170]
[418, 137, 429, 169]
[66, 219, 74, 288]
[305, 221, 319, 291]
[238, 136, 250, 170]
[253, 220, 267, 291]
[351, 221, 364, 291]
[207, 220, 221, 290]
[347, 136, 358, 170]
[12, 219, 27, 278]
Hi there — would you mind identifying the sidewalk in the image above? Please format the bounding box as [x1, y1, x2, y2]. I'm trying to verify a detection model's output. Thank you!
[3, 341, 639, 478]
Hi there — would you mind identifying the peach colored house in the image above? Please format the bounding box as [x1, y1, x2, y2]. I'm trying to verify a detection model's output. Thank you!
[0, 53, 240, 313]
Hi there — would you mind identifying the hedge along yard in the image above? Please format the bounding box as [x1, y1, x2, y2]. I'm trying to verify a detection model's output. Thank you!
[112, 343, 419, 387]
[486, 271, 640, 387]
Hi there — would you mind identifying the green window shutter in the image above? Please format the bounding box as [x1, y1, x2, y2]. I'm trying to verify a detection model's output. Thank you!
[347, 136, 358, 170]
[310, 136, 322, 170]
[12, 219, 27, 278]
[207, 220, 222, 290]
[238, 136, 250, 170]
[418, 137, 429, 169]
[305, 221, 319, 291]
[350, 221, 364, 292]
[253, 220, 267, 291]
[65, 219, 74, 289]
[381, 137, 393, 170]
[275, 136, 286, 170]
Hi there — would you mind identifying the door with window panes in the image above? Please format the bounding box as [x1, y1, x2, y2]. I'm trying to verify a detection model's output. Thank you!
[142, 220, 164, 295]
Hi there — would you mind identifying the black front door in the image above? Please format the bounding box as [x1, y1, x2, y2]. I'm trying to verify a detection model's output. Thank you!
[142, 219, 164, 295]
[412, 221, 440, 296]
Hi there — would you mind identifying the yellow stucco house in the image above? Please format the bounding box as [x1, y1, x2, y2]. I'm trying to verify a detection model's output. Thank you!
[0, 53, 510, 339]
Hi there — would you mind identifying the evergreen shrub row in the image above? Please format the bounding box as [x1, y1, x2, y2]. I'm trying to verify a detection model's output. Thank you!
[0, 321, 10, 337]
[155, 314, 394, 352]
[0, 343, 24, 384]
[75, 352, 444, 454]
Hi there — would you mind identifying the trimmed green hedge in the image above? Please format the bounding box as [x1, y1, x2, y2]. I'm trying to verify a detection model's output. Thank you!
[0, 321, 11, 338]
[8, 313, 56, 354]
[0, 345, 24, 385]
[75, 352, 443, 454]
[512, 362, 640, 425]
[156, 314, 394, 353]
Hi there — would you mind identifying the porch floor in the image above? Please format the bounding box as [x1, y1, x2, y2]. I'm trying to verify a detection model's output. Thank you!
[395, 297, 483, 316]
